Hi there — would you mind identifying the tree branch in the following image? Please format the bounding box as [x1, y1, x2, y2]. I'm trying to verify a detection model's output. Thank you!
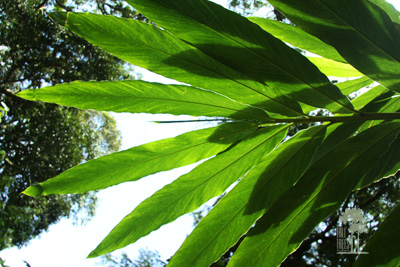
[36, 0, 50, 10]
[55, 0, 73, 12]
[266, 112, 400, 125]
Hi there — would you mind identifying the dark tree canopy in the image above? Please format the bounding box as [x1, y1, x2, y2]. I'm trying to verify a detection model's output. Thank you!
[0, 0, 126, 249]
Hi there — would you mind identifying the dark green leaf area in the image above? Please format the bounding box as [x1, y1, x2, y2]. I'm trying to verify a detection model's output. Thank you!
[358, 90, 400, 131]
[168, 125, 326, 267]
[228, 122, 400, 267]
[358, 134, 400, 189]
[49, 12, 303, 117]
[88, 124, 288, 258]
[354, 203, 400, 267]
[309, 121, 363, 165]
[17, 80, 269, 121]
[128, 0, 354, 114]
[23, 122, 258, 196]
[269, 0, 400, 92]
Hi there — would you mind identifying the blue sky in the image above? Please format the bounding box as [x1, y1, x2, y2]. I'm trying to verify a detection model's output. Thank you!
[1, 0, 399, 266]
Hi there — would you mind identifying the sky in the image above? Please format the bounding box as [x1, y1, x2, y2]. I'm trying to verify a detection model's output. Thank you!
[1, 0, 400, 266]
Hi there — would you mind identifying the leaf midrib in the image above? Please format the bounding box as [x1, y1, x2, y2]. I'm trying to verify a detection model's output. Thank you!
[46, 88, 269, 119]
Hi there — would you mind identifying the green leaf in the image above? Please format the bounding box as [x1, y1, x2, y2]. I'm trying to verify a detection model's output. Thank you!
[168, 125, 327, 267]
[354, 203, 400, 267]
[23, 122, 258, 196]
[310, 121, 363, 164]
[357, 134, 400, 188]
[17, 80, 268, 121]
[336, 76, 374, 96]
[88, 124, 288, 258]
[228, 122, 400, 267]
[21, 184, 43, 197]
[269, 0, 400, 93]
[248, 17, 346, 63]
[127, 0, 355, 113]
[49, 12, 303, 117]
[352, 85, 388, 110]
[307, 57, 362, 77]
[359, 91, 400, 131]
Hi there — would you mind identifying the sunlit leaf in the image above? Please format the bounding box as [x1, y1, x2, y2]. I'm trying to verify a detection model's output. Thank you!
[336, 76, 374, 96]
[168, 125, 327, 267]
[269, 0, 400, 92]
[88, 124, 288, 258]
[23, 122, 258, 195]
[248, 17, 346, 62]
[17, 80, 268, 120]
[352, 85, 388, 110]
[307, 57, 362, 78]
[127, 0, 355, 113]
[50, 12, 303, 117]
[17, 0, 400, 265]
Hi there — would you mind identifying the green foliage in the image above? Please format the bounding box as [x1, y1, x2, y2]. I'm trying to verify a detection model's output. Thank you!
[18, 0, 400, 265]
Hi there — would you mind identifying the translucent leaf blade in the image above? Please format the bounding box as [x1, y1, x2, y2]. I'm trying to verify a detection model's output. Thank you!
[168, 125, 327, 267]
[88, 124, 288, 258]
[17, 80, 268, 121]
[248, 17, 346, 63]
[336, 76, 373, 96]
[50, 12, 303, 117]
[352, 85, 388, 110]
[128, 0, 354, 113]
[269, 0, 400, 93]
[307, 57, 362, 78]
[23, 122, 258, 196]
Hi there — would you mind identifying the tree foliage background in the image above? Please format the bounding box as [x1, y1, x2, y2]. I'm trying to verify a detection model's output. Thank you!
[0, 0, 127, 250]
[14, 0, 400, 266]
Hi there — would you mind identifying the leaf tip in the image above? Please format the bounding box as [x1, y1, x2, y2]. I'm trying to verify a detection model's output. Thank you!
[22, 184, 44, 197]
[16, 89, 37, 101]
[87, 249, 100, 259]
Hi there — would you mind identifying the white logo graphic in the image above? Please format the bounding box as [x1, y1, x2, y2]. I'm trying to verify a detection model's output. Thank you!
[337, 208, 369, 254]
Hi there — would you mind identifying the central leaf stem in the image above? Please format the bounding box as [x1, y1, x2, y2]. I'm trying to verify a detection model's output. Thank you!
[270, 112, 400, 124]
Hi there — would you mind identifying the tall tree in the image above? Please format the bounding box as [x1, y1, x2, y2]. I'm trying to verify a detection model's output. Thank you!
[0, 0, 125, 249]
